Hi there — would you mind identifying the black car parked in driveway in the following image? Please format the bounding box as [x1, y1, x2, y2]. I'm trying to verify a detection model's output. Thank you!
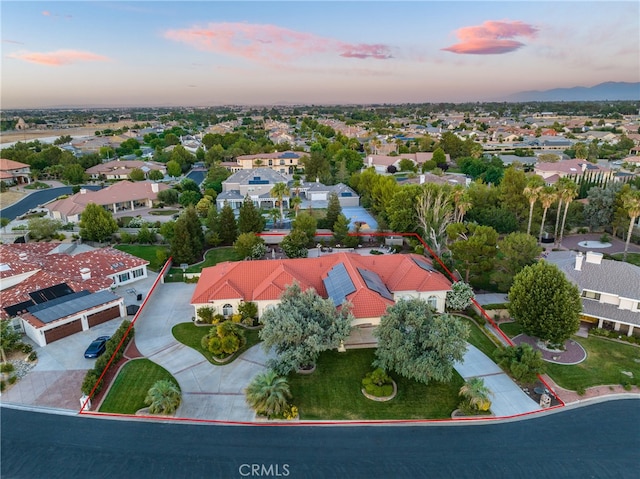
[84, 336, 110, 358]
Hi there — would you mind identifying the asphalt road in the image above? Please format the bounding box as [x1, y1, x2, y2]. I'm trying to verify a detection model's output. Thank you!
[2, 399, 638, 479]
[0, 185, 102, 220]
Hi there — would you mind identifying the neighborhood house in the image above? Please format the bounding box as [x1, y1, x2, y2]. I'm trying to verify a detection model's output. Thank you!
[0, 243, 149, 346]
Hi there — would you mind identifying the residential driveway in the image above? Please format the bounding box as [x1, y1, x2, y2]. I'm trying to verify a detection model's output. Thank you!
[133, 282, 274, 421]
[454, 344, 541, 417]
[0, 317, 124, 410]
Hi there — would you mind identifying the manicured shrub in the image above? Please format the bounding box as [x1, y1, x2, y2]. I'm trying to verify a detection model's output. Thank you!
[20, 343, 34, 354]
[362, 368, 394, 397]
[494, 344, 545, 383]
[0, 363, 15, 373]
[27, 351, 37, 361]
[8, 375, 17, 384]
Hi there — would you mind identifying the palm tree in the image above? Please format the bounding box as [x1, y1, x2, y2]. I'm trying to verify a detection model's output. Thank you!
[270, 182, 289, 227]
[538, 186, 557, 244]
[450, 186, 472, 223]
[145, 380, 181, 415]
[557, 180, 579, 248]
[459, 377, 492, 413]
[245, 369, 291, 417]
[523, 177, 544, 236]
[552, 178, 572, 246]
[290, 196, 302, 217]
[622, 189, 640, 261]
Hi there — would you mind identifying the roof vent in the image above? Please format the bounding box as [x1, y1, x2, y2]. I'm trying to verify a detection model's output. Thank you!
[80, 267, 92, 280]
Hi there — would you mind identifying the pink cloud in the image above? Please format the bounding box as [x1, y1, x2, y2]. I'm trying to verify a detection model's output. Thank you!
[8, 50, 110, 66]
[164, 22, 392, 63]
[443, 20, 538, 55]
[42, 11, 51, 17]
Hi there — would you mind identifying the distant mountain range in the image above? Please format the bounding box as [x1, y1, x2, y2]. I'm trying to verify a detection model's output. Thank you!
[506, 82, 640, 102]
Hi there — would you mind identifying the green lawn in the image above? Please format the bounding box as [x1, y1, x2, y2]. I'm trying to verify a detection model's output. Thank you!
[169, 247, 242, 274]
[546, 336, 640, 390]
[172, 322, 262, 364]
[611, 252, 640, 267]
[114, 244, 168, 271]
[456, 316, 499, 358]
[99, 359, 177, 414]
[499, 321, 524, 338]
[287, 348, 463, 420]
[148, 209, 179, 216]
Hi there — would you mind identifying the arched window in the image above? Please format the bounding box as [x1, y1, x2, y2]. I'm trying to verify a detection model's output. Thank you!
[222, 304, 233, 316]
[427, 296, 438, 311]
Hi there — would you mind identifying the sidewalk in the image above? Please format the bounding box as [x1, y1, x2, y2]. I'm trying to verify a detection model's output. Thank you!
[454, 344, 541, 417]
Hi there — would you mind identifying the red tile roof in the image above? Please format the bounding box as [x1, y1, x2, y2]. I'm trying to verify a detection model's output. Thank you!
[0, 158, 30, 171]
[0, 243, 147, 319]
[191, 252, 452, 319]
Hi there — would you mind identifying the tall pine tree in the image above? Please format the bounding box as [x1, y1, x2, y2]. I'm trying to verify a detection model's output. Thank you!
[170, 206, 204, 264]
[325, 192, 342, 230]
[238, 195, 265, 234]
[219, 201, 238, 246]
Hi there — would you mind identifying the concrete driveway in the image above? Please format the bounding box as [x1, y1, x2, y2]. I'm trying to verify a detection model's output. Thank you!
[133, 282, 273, 421]
[454, 344, 541, 417]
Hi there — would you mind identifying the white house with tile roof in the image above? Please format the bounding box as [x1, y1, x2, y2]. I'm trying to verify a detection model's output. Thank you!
[0, 243, 148, 345]
[547, 251, 640, 336]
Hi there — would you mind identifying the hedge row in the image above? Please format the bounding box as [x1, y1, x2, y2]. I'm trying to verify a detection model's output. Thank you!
[81, 319, 134, 395]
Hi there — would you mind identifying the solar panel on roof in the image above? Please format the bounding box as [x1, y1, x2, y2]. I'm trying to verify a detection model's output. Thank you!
[29, 283, 74, 304]
[27, 290, 91, 314]
[4, 299, 36, 318]
[358, 268, 393, 301]
[29, 290, 120, 324]
[412, 257, 436, 273]
[323, 263, 356, 306]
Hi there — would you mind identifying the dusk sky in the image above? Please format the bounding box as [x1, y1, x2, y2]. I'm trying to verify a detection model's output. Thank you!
[2, 1, 638, 109]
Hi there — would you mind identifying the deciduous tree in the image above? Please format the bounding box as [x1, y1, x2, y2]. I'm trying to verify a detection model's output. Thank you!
[259, 283, 353, 374]
[491, 232, 542, 291]
[508, 261, 581, 346]
[79, 203, 118, 242]
[374, 298, 469, 385]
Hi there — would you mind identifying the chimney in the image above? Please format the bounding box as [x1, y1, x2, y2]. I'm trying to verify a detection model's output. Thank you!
[80, 188, 87, 194]
[151, 182, 159, 193]
[581, 162, 587, 172]
[574, 252, 584, 271]
[80, 267, 91, 280]
[585, 251, 603, 265]
[19, 253, 27, 261]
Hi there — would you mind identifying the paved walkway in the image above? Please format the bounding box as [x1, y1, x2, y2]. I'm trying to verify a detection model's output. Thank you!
[556, 233, 640, 255]
[132, 282, 273, 421]
[454, 344, 541, 417]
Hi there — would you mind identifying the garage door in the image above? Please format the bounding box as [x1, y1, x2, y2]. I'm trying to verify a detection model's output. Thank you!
[44, 320, 82, 344]
[310, 193, 326, 201]
[87, 306, 120, 328]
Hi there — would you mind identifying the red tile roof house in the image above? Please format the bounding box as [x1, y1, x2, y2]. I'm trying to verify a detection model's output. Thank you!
[0, 158, 31, 185]
[0, 243, 149, 346]
[85, 159, 167, 180]
[45, 180, 169, 223]
[191, 252, 452, 343]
